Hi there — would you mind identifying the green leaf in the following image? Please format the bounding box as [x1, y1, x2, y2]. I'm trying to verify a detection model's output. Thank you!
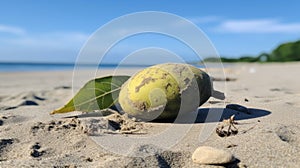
[50, 75, 130, 114]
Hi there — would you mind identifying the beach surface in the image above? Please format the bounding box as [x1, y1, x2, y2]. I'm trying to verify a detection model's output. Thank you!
[0, 63, 299, 167]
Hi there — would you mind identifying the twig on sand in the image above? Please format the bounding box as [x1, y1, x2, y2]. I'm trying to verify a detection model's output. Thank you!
[241, 122, 259, 134]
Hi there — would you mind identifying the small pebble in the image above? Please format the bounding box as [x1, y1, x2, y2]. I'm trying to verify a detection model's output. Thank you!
[30, 149, 43, 158]
[192, 146, 235, 165]
[85, 157, 93, 162]
[31, 142, 41, 150]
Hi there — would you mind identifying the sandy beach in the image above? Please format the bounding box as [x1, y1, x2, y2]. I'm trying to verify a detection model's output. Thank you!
[0, 63, 299, 167]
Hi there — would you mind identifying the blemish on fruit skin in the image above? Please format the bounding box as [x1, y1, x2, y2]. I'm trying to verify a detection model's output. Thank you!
[172, 65, 186, 77]
[161, 73, 168, 79]
[165, 83, 172, 90]
[133, 101, 147, 111]
[184, 78, 190, 85]
[135, 77, 155, 93]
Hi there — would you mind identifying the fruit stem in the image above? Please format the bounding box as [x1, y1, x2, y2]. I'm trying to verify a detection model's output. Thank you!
[212, 90, 225, 100]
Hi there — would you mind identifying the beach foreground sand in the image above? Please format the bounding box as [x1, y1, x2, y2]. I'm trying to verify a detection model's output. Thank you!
[0, 63, 299, 167]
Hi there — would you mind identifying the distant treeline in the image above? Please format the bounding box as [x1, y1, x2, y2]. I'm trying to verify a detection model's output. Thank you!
[204, 40, 300, 62]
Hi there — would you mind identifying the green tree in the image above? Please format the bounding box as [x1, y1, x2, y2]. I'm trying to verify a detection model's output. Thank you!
[271, 40, 300, 61]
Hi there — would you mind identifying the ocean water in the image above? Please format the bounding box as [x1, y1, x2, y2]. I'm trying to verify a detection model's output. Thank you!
[0, 62, 210, 72]
[0, 62, 75, 72]
[0, 62, 158, 72]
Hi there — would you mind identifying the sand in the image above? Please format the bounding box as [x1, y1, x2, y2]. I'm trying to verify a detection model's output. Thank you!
[0, 63, 299, 167]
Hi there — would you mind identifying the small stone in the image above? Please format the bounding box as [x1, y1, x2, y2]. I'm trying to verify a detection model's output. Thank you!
[30, 149, 43, 158]
[85, 157, 93, 162]
[31, 143, 41, 150]
[192, 146, 234, 165]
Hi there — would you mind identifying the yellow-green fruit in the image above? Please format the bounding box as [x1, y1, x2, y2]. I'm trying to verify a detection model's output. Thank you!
[119, 63, 212, 121]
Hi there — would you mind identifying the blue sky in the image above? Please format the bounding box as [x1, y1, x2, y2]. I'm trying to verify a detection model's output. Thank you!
[0, 0, 300, 63]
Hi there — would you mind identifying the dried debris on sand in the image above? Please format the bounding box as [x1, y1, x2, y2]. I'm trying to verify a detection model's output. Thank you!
[80, 113, 146, 135]
[216, 115, 239, 137]
[31, 113, 146, 136]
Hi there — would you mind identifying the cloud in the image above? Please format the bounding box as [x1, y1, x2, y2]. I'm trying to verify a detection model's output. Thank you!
[216, 19, 300, 33]
[0, 24, 26, 35]
[6, 32, 89, 47]
[0, 29, 89, 62]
